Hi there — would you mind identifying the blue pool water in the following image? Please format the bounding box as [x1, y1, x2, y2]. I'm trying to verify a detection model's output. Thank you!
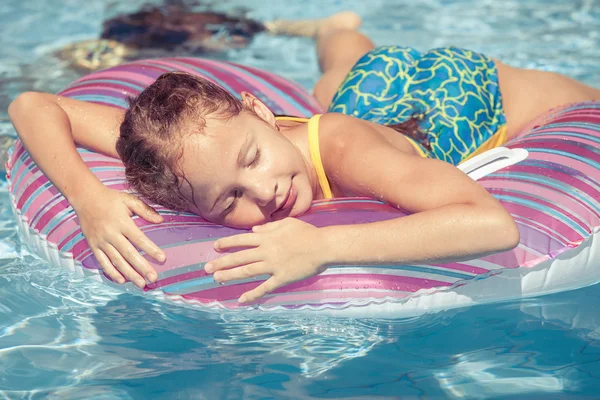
[1, 0, 600, 398]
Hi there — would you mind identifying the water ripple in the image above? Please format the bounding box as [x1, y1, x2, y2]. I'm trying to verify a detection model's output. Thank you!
[1, 0, 600, 398]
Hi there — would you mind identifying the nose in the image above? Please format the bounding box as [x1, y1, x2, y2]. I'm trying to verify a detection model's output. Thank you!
[247, 179, 276, 207]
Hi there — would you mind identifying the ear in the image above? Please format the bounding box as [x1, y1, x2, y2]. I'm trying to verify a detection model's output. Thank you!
[241, 92, 277, 127]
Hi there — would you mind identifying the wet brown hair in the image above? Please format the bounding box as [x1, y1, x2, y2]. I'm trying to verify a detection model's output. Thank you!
[116, 72, 242, 211]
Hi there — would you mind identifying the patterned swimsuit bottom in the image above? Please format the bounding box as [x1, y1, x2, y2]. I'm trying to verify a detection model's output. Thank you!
[329, 46, 508, 165]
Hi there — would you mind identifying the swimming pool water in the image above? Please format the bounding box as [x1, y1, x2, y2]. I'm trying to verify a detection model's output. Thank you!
[1, 0, 600, 398]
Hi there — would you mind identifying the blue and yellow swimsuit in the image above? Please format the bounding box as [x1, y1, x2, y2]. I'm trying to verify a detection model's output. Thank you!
[329, 46, 507, 165]
[277, 46, 508, 199]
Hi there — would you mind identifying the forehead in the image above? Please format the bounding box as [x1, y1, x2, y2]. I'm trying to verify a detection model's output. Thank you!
[177, 115, 252, 212]
[180, 111, 252, 165]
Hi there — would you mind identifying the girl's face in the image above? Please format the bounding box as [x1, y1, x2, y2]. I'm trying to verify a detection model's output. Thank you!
[179, 96, 316, 229]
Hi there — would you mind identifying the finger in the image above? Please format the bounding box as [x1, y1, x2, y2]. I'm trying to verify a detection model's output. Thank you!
[205, 248, 262, 273]
[239, 277, 281, 303]
[214, 233, 260, 251]
[113, 235, 159, 283]
[124, 224, 166, 263]
[125, 195, 164, 224]
[93, 247, 125, 284]
[103, 244, 147, 288]
[212, 262, 264, 283]
[252, 219, 283, 233]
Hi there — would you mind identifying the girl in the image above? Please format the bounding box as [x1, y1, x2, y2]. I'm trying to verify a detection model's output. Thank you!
[9, 15, 600, 303]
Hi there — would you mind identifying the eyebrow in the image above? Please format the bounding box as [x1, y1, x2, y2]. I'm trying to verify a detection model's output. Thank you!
[236, 130, 253, 167]
[209, 131, 253, 214]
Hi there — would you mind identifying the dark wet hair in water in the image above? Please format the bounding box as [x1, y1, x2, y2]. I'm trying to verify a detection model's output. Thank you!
[101, 5, 265, 51]
[116, 72, 243, 211]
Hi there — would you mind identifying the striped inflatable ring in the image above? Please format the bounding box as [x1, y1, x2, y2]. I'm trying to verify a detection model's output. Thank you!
[7, 57, 600, 317]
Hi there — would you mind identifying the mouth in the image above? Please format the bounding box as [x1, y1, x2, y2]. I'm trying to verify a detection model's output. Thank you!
[273, 182, 297, 217]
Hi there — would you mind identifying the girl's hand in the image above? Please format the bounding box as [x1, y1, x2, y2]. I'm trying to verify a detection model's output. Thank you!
[205, 218, 329, 303]
[73, 187, 166, 288]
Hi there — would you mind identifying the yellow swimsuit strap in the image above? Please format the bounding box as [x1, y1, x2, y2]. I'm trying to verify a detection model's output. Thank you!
[460, 125, 508, 163]
[403, 136, 428, 158]
[276, 115, 333, 199]
[275, 116, 310, 123]
[307, 114, 333, 199]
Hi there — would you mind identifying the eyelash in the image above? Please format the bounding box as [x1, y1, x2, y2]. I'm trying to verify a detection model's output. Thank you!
[249, 148, 261, 167]
[224, 190, 240, 214]
[224, 148, 260, 215]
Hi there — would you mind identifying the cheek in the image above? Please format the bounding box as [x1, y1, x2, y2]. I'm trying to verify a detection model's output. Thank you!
[225, 202, 268, 229]
[300, 180, 315, 209]
[268, 142, 300, 169]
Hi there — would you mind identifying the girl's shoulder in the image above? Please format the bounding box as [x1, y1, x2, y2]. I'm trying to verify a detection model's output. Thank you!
[317, 112, 363, 158]
[317, 112, 418, 161]
[317, 112, 367, 144]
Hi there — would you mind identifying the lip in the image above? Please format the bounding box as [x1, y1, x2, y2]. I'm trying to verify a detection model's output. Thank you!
[273, 183, 297, 216]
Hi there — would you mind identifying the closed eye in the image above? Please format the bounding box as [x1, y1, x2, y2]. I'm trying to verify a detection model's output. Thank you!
[249, 148, 261, 168]
[224, 190, 240, 215]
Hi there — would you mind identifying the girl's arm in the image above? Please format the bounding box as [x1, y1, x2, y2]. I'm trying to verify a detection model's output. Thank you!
[314, 113, 519, 264]
[9, 92, 121, 201]
[205, 113, 519, 302]
[8, 92, 165, 287]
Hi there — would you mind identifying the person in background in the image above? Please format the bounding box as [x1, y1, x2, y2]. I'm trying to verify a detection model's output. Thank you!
[55, 3, 358, 70]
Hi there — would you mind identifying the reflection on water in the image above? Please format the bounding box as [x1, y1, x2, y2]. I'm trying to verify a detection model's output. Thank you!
[1, 0, 600, 397]
[434, 350, 573, 398]
[3, 251, 600, 397]
[216, 314, 390, 378]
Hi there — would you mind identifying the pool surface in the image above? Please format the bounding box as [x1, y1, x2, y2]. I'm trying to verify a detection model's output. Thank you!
[1, 0, 600, 398]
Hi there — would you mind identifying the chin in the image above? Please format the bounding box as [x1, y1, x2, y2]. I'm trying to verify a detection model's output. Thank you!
[293, 195, 312, 216]
[229, 221, 261, 230]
